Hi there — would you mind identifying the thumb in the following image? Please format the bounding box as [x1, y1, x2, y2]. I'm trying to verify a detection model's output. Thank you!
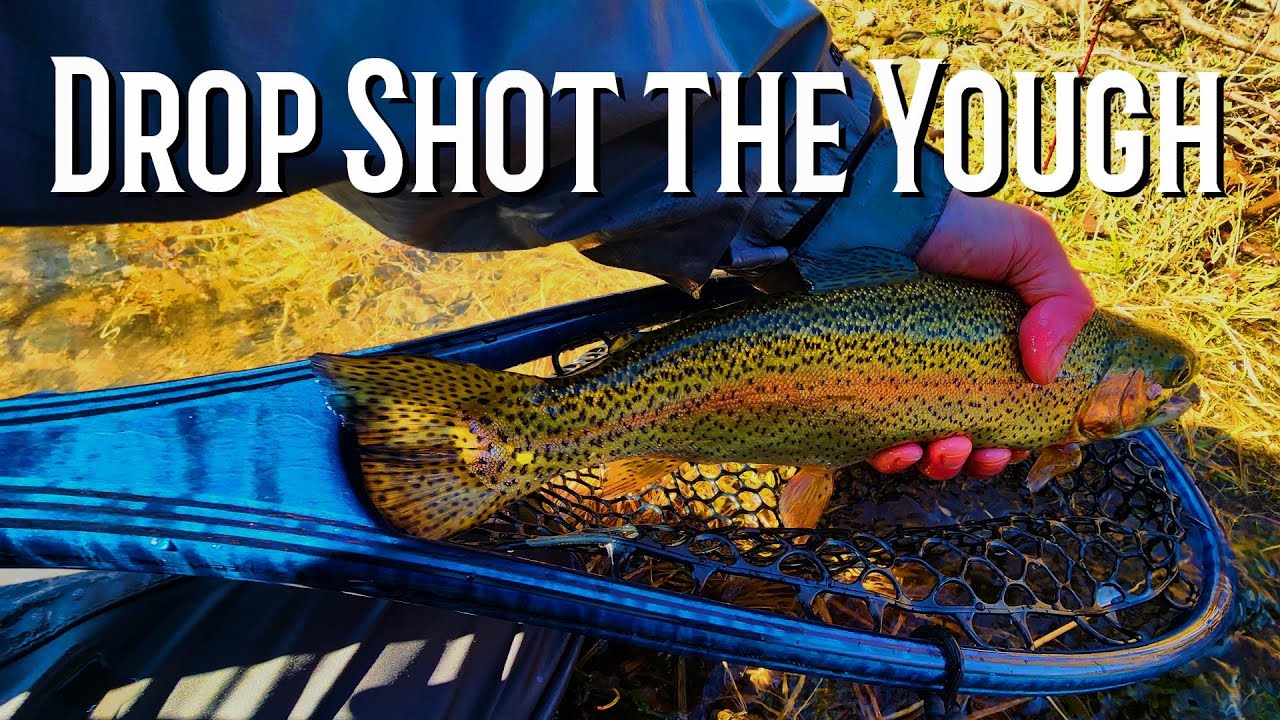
[919, 193, 1095, 385]
[1003, 212, 1095, 385]
[1019, 293, 1095, 385]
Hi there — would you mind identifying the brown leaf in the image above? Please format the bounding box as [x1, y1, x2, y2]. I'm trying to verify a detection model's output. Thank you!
[1223, 148, 1260, 189]
[1241, 241, 1280, 265]
[1080, 205, 1107, 236]
[1081, 213, 1100, 235]
[745, 667, 774, 693]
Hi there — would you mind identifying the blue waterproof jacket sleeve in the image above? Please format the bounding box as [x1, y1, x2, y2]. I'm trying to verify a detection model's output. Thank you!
[0, 0, 952, 289]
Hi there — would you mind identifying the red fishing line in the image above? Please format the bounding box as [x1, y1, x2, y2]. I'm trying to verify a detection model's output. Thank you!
[1043, 0, 1116, 171]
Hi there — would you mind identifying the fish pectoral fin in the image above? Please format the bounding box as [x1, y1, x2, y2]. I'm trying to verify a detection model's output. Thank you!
[599, 457, 686, 499]
[792, 247, 921, 293]
[1025, 444, 1083, 492]
[778, 466, 836, 529]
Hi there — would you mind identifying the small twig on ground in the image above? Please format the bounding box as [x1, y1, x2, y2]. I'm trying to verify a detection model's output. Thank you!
[1244, 190, 1280, 217]
[1031, 618, 1080, 648]
[1227, 90, 1280, 124]
[1044, 0, 1117, 170]
[968, 697, 1035, 720]
[1047, 695, 1073, 720]
[722, 661, 750, 715]
[1021, 33, 1280, 124]
[773, 675, 806, 719]
[1160, 0, 1280, 62]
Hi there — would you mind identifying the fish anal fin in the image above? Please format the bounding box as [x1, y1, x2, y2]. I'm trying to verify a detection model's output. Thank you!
[599, 457, 685, 499]
[1026, 444, 1083, 492]
[778, 466, 836, 529]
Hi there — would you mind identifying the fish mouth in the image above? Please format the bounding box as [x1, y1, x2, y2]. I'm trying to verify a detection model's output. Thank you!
[1181, 383, 1201, 405]
[1147, 384, 1199, 425]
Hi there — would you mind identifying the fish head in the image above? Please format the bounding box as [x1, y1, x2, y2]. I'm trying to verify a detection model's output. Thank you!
[1078, 316, 1200, 439]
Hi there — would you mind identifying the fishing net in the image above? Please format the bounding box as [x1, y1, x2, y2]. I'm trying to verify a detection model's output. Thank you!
[456, 339, 1199, 654]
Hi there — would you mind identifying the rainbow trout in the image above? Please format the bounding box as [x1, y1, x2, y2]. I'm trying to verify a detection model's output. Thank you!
[312, 259, 1198, 540]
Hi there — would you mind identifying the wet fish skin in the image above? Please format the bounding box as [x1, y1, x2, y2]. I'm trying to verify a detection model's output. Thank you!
[534, 278, 1105, 465]
[312, 273, 1198, 539]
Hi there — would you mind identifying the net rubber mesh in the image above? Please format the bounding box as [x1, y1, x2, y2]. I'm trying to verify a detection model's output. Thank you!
[456, 340, 1198, 654]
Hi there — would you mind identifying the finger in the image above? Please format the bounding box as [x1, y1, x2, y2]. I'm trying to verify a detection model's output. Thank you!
[919, 436, 973, 481]
[1009, 450, 1032, 463]
[868, 443, 925, 474]
[965, 447, 1013, 478]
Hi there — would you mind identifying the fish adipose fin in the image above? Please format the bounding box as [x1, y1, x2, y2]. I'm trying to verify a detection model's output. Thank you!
[311, 353, 544, 540]
[599, 457, 685, 499]
[778, 467, 836, 529]
[792, 247, 921, 293]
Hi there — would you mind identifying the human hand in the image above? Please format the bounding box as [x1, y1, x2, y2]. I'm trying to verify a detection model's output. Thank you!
[868, 191, 1095, 480]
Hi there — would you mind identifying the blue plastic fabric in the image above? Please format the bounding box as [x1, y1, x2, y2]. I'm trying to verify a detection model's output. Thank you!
[0, 281, 1235, 696]
[0, 573, 580, 719]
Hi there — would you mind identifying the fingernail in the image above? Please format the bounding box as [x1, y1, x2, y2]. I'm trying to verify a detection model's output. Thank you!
[892, 453, 923, 472]
[973, 448, 1012, 463]
[922, 466, 956, 481]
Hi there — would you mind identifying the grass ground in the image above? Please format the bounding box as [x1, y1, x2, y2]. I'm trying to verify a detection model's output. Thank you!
[0, 0, 1277, 717]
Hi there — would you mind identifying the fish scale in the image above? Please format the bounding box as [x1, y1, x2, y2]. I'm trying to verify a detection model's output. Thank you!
[529, 277, 1108, 466]
[312, 271, 1198, 540]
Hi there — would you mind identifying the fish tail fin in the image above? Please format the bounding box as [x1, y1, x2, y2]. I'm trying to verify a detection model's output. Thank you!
[311, 353, 548, 539]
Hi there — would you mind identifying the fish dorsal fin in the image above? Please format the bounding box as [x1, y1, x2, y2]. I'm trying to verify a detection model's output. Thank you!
[599, 457, 685, 499]
[792, 247, 921, 293]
